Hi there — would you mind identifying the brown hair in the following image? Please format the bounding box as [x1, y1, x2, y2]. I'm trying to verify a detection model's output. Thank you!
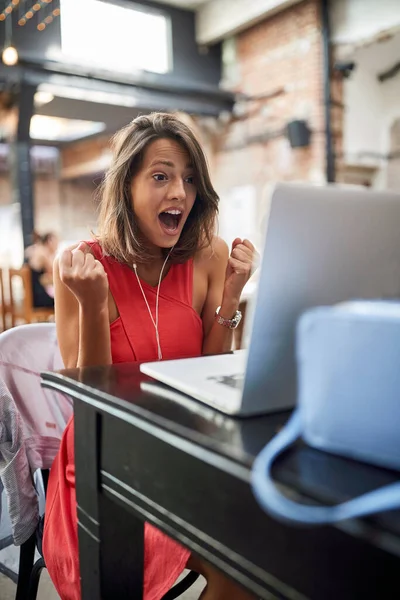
[41, 232, 57, 245]
[96, 112, 219, 264]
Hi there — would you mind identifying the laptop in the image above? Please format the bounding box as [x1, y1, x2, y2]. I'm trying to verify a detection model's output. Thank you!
[140, 183, 400, 416]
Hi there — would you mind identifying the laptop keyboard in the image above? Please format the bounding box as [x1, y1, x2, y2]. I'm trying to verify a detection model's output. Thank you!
[206, 373, 244, 390]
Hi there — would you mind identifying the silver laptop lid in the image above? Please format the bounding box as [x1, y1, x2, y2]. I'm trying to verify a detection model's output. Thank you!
[242, 183, 400, 414]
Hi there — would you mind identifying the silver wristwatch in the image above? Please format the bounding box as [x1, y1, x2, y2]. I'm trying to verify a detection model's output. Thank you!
[215, 306, 242, 329]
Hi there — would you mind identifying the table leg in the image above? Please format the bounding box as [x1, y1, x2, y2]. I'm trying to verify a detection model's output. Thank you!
[99, 492, 144, 598]
[75, 403, 144, 599]
[74, 405, 102, 599]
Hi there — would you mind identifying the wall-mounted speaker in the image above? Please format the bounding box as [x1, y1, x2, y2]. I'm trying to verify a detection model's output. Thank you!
[286, 119, 311, 148]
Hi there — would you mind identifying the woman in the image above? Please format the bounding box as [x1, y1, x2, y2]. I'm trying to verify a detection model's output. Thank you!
[25, 231, 58, 307]
[43, 113, 256, 599]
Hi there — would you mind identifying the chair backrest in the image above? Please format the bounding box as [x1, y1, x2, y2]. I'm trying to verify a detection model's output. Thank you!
[0, 323, 72, 470]
[0, 376, 39, 546]
[8, 266, 54, 326]
[0, 323, 72, 546]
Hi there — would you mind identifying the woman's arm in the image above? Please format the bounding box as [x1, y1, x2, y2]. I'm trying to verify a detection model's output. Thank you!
[55, 243, 112, 369]
[202, 237, 255, 355]
[201, 238, 235, 354]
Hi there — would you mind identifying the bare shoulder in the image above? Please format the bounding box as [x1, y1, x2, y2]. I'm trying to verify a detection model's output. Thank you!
[195, 236, 229, 273]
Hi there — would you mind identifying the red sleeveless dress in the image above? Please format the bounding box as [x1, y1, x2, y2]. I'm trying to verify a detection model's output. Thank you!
[43, 241, 203, 600]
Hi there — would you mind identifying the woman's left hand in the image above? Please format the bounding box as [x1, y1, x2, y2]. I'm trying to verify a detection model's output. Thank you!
[223, 238, 258, 304]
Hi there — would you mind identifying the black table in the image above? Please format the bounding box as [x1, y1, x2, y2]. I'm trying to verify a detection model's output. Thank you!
[41, 363, 400, 600]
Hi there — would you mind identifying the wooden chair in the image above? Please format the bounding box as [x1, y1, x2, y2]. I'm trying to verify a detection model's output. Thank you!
[0, 267, 6, 331]
[8, 266, 54, 327]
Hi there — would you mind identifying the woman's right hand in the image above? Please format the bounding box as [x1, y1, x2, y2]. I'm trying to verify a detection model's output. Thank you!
[59, 242, 109, 308]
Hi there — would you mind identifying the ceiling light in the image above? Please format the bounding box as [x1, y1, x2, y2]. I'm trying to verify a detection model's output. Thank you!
[30, 115, 106, 142]
[38, 83, 138, 107]
[2, 46, 18, 66]
[34, 91, 54, 107]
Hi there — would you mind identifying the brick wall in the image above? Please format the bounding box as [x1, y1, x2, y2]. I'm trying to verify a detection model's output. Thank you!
[0, 172, 98, 246]
[203, 0, 326, 248]
[0, 174, 61, 234]
[59, 179, 98, 242]
[61, 136, 111, 179]
[35, 177, 62, 236]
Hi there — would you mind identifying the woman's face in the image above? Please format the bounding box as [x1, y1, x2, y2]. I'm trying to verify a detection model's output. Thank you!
[130, 138, 197, 252]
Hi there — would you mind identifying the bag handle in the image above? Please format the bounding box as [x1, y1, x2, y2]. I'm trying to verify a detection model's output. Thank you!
[251, 410, 400, 525]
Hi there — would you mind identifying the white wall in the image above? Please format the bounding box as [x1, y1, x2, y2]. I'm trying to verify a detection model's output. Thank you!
[196, 0, 302, 44]
[331, 0, 400, 46]
[344, 71, 400, 187]
[342, 29, 400, 188]
[344, 66, 384, 160]
[381, 76, 400, 153]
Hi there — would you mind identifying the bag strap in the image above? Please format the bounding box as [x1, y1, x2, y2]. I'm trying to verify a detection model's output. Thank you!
[251, 410, 400, 525]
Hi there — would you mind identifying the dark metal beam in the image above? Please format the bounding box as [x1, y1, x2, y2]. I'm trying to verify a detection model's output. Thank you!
[321, 0, 335, 183]
[0, 60, 234, 117]
[16, 56, 235, 105]
[11, 82, 37, 249]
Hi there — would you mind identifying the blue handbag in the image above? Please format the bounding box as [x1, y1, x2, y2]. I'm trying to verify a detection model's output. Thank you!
[251, 301, 400, 524]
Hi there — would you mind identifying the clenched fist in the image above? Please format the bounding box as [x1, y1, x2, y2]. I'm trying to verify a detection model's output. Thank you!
[59, 242, 109, 308]
[224, 238, 257, 304]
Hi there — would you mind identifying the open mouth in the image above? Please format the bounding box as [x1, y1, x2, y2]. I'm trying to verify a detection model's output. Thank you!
[158, 209, 183, 233]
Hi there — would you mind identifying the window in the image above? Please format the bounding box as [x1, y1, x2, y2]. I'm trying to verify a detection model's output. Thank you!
[60, 0, 171, 75]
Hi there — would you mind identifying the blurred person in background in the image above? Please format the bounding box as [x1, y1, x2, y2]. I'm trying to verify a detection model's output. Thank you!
[25, 231, 58, 307]
[43, 113, 256, 600]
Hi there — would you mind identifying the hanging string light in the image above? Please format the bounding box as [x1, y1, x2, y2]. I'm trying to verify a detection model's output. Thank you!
[10, 0, 59, 29]
[17, 0, 54, 25]
[2, 4, 18, 66]
[37, 0, 60, 31]
[0, 0, 19, 21]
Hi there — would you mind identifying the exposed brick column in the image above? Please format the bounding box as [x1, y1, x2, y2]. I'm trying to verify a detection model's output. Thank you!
[208, 0, 326, 245]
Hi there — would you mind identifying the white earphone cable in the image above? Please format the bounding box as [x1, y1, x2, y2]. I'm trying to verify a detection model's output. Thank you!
[133, 247, 174, 360]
